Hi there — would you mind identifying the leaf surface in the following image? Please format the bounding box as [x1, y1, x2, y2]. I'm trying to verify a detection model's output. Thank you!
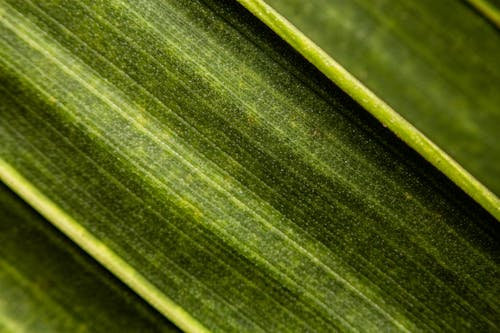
[244, 0, 500, 197]
[0, 183, 179, 332]
[1, 0, 499, 332]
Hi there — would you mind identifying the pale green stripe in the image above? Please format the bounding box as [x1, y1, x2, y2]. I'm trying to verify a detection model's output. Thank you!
[466, 0, 500, 27]
[0, 160, 209, 333]
[236, 0, 500, 221]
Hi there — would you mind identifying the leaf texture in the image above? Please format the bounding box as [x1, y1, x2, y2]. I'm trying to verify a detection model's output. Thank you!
[467, 0, 500, 26]
[1, 0, 499, 332]
[0, 183, 179, 332]
[249, 0, 500, 197]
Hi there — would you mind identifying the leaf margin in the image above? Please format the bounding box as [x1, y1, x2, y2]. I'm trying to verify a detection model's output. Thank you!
[0, 160, 209, 333]
[236, 0, 500, 221]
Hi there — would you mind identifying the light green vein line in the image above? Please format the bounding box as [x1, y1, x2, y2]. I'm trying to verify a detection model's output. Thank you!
[0, 160, 209, 333]
[1, 5, 490, 326]
[12, 0, 498, 256]
[147, 0, 500, 283]
[0, 80, 268, 332]
[0, 11, 401, 328]
[9, 37, 398, 329]
[28, 0, 464, 264]
[5, 56, 350, 330]
[466, 0, 500, 27]
[0, 21, 312, 327]
[235, 0, 500, 221]
[0, 67, 287, 331]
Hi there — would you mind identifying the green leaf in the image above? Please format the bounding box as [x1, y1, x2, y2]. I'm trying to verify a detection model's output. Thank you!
[0, 183, 179, 332]
[1, 0, 499, 332]
[467, 0, 500, 26]
[242, 0, 500, 198]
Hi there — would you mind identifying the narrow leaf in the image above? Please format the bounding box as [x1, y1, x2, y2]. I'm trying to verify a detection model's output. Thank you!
[0, 183, 179, 332]
[1, 0, 499, 332]
[241, 0, 500, 200]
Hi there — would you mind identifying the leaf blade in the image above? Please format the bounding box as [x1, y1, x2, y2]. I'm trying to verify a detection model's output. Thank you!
[1, 0, 499, 331]
[0, 183, 180, 333]
[236, 0, 500, 219]
[240, 0, 500, 205]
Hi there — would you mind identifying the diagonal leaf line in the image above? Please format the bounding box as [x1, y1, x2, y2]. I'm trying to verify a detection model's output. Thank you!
[2, 0, 499, 330]
[0, 14, 419, 330]
[0, 2, 496, 326]
[1, 123, 272, 333]
[0, 6, 411, 330]
[0, 44, 362, 333]
[1, 79, 321, 332]
[42, 0, 497, 276]
[465, 0, 500, 28]
[0, 44, 342, 330]
[236, 0, 500, 221]
[0, 67, 277, 333]
[2, 84, 448, 332]
[0, 160, 210, 333]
